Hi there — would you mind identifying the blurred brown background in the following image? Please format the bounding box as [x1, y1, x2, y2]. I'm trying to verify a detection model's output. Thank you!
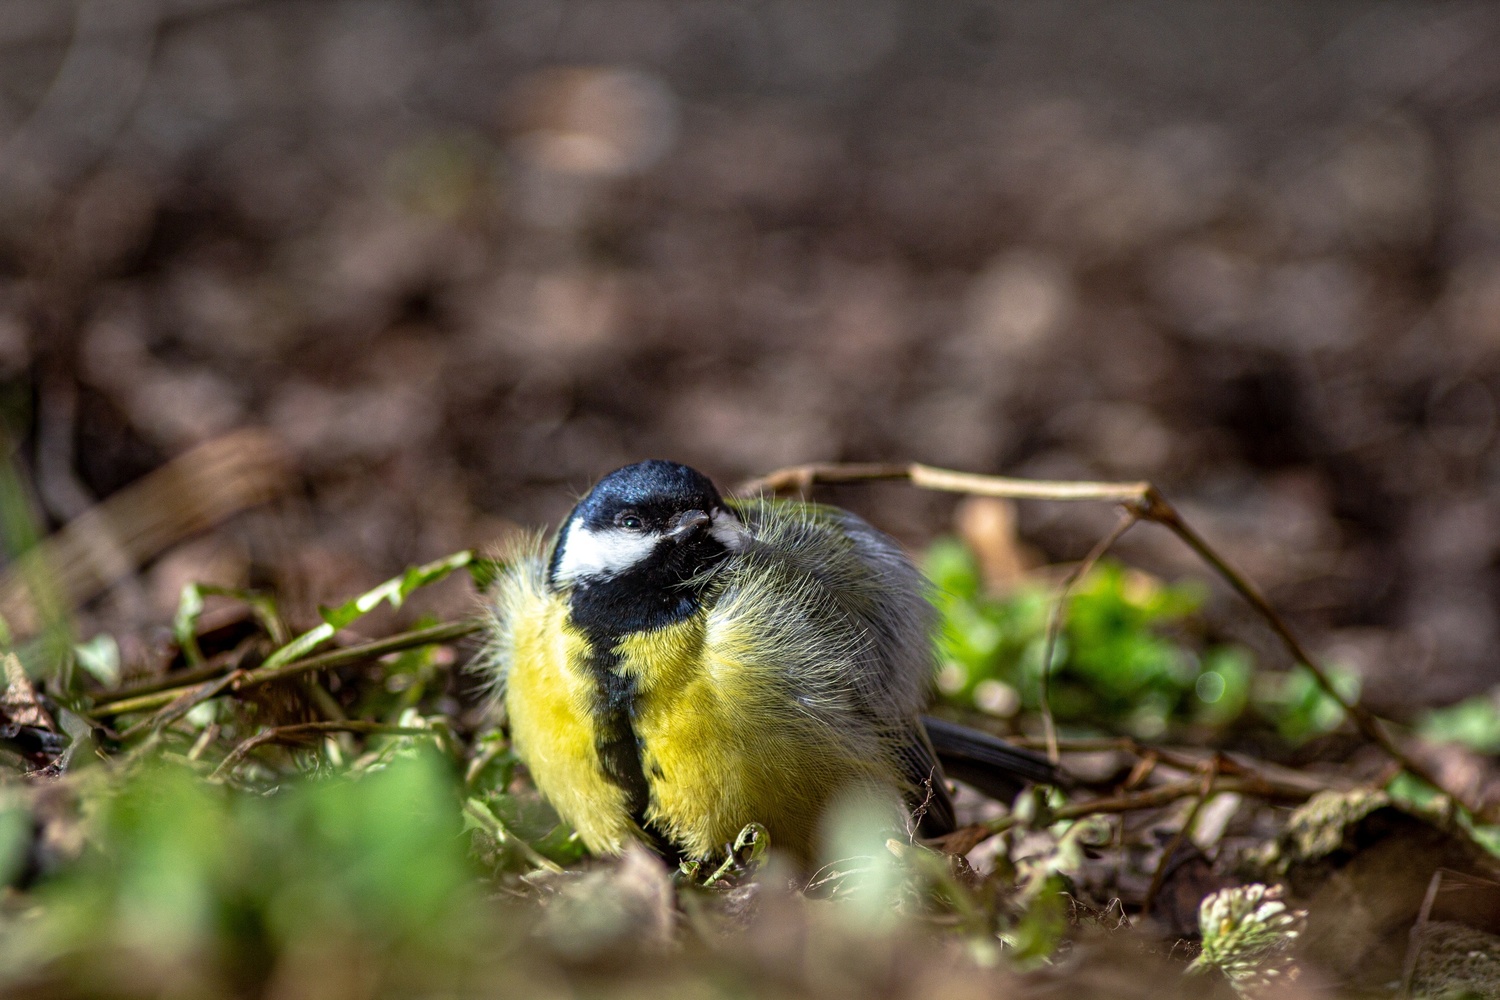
[0, 0, 1497, 713]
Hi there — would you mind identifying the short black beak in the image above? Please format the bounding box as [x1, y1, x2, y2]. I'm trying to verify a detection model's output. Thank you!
[665, 510, 711, 542]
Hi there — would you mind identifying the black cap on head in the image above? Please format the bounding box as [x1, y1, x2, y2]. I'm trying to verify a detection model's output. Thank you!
[548, 460, 745, 632]
[572, 460, 726, 532]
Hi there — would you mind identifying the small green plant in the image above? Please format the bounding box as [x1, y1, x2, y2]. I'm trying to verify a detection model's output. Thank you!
[1253, 662, 1362, 743]
[926, 541, 1250, 737]
[1, 529, 1455, 998]
[926, 539, 1365, 743]
[1417, 689, 1500, 755]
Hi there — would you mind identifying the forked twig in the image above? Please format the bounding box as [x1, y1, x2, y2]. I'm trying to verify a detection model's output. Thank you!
[740, 463, 1153, 503]
[116, 667, 248, 742]
[741, 461, 1479, 817]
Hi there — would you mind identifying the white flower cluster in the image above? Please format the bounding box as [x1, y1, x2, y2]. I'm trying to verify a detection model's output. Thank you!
[1188, 883, 1307, 996]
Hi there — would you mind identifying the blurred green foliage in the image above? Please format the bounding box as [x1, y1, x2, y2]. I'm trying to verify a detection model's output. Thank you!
[0, 750, 1066, 999]
[0, 751, 506, 998]
[925, 539, 1357, 742]
[1392, 691, 1500, 859]
[1417, 690, 1500, 755]
[1252, 662, 1362, 744]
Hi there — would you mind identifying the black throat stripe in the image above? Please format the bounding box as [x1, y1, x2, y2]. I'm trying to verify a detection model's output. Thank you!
[567, 579, 702, 856]
[582, 638, 652, 824]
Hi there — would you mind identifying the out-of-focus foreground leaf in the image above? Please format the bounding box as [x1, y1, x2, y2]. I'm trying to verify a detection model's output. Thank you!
[0, 751, 509, 999]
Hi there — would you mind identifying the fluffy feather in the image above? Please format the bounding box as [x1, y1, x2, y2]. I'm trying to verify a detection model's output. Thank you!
[482, 487, 1049, 861]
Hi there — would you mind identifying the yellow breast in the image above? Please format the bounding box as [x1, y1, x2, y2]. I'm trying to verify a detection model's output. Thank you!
[502, 587, 635, 855]
[502, 580, 889, 860]
[619, 615, 886, 859]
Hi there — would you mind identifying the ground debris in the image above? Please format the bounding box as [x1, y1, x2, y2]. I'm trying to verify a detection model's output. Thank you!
[1410, 921, 1500, 1000]
[1242, 789, 1500, 988]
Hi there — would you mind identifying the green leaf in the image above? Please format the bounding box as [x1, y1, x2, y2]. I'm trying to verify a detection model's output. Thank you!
[1003, 873, 1068, 963]
[174, 583, 291, 659]
[171, 583, 207, 664]
[73, 634, 121, 687]
[927, 540, 1254, 735]
[263, 623, 337, 669]
[263, 551, 473, 670]
[926, 538, 978, 590]
[1470, 824, 1500, 859]
[1256, 666, 1360, 743]
[463, 733, 517, 795]
[466, 792, 580, 870]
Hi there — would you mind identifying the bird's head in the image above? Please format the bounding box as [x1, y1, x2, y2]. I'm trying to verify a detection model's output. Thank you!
[548, 460, 751, 593]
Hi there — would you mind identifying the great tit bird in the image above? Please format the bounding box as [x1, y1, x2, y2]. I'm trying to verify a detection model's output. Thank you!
[483, 460, 1057, 862]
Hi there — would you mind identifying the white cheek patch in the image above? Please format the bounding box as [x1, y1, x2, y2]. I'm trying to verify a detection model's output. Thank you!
[710, 509, 752, 551]
[553, 525, 659, 584]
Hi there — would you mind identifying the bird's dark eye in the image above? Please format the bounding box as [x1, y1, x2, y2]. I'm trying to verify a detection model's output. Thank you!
[619, 514, 643, 530]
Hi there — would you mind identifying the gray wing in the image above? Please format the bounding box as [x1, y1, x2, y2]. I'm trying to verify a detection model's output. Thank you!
[726, 499, 956, 832]
[825, 508, 941, 722]
[725, 500, 938, 717]
[825, 510, 963, 834]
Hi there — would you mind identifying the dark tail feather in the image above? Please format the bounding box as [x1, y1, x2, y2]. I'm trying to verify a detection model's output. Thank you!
[920, 715, 1064, 803]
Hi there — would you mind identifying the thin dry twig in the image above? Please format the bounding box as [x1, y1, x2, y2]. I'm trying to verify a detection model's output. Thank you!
[1145, 501, 1445, 797]
[1125, 752, 1160, 790]
[742, 461, 1480, 816]
[117, 667, 248, 742]
[740, 462, 1151, 503]
[933, 771, 1320, 857]
[208, 721, 439, 781]
[1038, 509, 1139, 763]
[1401, 868, 1445, 999]
[105, 649, 246, 703]
[1142, 757, 1219, 917]
[1036, 772, 1312, 823]
[95, 619, 482, 717]
[187, 723, 220, 762]
[1004, 734, 1340, 797]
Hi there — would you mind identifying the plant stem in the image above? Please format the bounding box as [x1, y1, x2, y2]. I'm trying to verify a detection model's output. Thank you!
[95, 619, 483, 717]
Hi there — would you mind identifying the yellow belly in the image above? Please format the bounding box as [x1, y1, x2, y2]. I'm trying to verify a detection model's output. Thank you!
[502, 590, 634, 854]
[504, 588, 887, 860]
